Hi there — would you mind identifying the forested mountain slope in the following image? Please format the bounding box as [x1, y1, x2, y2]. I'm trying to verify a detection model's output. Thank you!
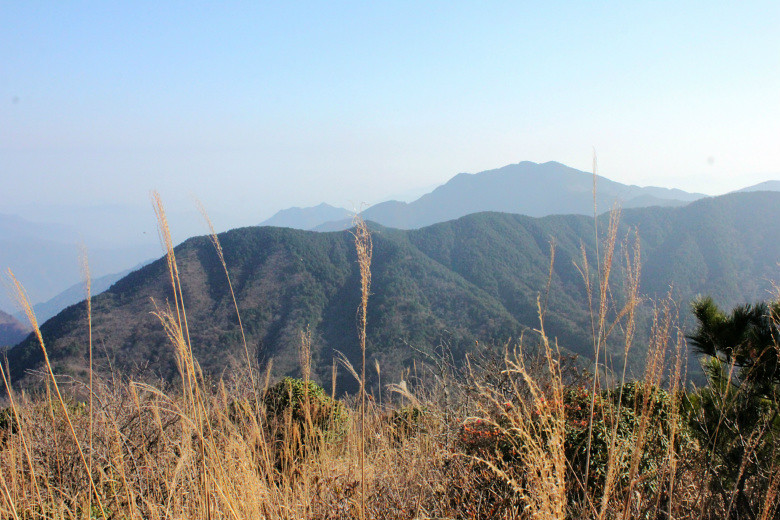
[6, 192, 779, 391]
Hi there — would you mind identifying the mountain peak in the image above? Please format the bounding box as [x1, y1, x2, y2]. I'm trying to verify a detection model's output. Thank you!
[260, 203, 352, 230]
[360, 161, 705, 229]
[737, 180, 780, 193]
[262, 161, 708, 233]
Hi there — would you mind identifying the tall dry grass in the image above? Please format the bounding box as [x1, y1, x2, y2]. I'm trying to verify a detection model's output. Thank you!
[0, 195, 778, 519]
[351, 215, 372, 520]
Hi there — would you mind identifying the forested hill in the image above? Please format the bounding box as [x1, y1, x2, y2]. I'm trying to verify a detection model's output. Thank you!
[6, 191, 780, 391]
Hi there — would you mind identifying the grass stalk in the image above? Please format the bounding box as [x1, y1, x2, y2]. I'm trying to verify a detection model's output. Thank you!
[581, 203, 621, 491]
[0, 361, 43, 509]
[80, 246, 94, 519]
[352, 215, 372, 520]
[7, 269, 109, 520]
[0, 465, 19, 520]
[150, 192, 211, 520]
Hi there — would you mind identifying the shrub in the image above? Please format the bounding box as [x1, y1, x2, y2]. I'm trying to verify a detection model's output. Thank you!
[565, 383, 694, 498]
[459, 383, 693, 503]
[688, 297, 780, 518]
[263, 377, 347, 441]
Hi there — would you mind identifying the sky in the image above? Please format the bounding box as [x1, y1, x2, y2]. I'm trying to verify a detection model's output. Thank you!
[2, 1, 779, 228]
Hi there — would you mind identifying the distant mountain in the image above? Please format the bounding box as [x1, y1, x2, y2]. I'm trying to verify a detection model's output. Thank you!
[12, 262, 152, 326]
[10, 203, 220, 249]
[5, 191, 780, 392]
[0, 213, 159, 313]
[737, 180, 780, 193]
[311, 217, 357, 232]
[0, 310, 29, 348]
[260, 203, 352, 230]
[0, 236, 158, 314]
[0, 213, 80, 243]
[279, 161, 706, 232]
[384, 183, 441, 203]
[359, 161, 705, 229]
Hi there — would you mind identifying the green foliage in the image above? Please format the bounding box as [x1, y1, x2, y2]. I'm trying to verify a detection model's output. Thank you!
[566, 383, 693, 496]
[687, 297, 780, 519]
[263, 377, 347, 440]
[459, 383, 693, 501]
[690, 296, 780, 391]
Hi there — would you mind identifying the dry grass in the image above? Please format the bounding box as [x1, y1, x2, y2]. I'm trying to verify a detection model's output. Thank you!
[351, 215, 372, 520]
[1, 197, 778, 520]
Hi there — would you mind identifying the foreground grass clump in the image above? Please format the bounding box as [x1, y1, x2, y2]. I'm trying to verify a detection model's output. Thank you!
[461, 381, 695, 501]
[565, 383, 695, 496]
[2, 351, 777, 520]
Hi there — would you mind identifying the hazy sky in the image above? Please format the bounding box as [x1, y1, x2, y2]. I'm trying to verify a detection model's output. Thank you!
[2, 1, 779, 226]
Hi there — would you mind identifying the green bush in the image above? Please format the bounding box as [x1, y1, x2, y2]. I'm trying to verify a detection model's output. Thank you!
[459, 383, 693, 502]
[565, 383, 693, 497]
[263, 377, 347, 441]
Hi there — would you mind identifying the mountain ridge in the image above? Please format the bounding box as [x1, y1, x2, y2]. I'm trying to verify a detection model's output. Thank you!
[738, 180, 780, 193]
[12, 262, 153, 326]
[5, 191, 780, 392]
[360, 161, 706, 229]
[263, 161, 707, 232]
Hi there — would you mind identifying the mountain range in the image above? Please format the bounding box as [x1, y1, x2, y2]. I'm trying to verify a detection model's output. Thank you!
[6, 191, 780, 392]
[739, 180, 780, 193]
[262, 161, 708, 231]
[0, 213, 159, 314]
[260, 203, 353, 230]
[4, 161, 777, 325]
[0, 204, 225, 319]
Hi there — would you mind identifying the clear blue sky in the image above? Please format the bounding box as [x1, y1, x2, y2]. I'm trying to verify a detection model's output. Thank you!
[2, 1, 779, 224]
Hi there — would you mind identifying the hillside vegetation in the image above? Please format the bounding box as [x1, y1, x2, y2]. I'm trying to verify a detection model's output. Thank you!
[6, 191, 780, 392]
